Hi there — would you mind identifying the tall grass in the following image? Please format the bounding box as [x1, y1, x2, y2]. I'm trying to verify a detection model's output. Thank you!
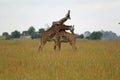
[0, 39, 120, 80]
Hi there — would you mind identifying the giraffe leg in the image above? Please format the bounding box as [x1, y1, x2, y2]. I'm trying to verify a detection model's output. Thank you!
[53, 40, 60, 51]
[69, 40, 76, 51]
[54, 41, 60, 51]
[38, 40, 47, 52]
[54, 40, 57, 50]
[58, 42, 61, 51]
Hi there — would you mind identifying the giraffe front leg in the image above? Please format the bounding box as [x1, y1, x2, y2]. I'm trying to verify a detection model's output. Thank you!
[38, 40, 47, 52]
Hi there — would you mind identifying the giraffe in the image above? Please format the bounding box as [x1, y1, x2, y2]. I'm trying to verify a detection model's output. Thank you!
[38, 24, 74, 51]
[38, 10, 71, 51]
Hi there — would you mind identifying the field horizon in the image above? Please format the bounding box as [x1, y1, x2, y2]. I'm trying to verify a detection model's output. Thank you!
[0, 39, 120, 80]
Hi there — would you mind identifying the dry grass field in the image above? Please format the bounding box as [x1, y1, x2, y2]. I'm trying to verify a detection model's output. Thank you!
[0, 39, 120, 80]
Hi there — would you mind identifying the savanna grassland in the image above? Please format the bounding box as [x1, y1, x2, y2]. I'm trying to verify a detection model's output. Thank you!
[0, 39, 120, 80]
